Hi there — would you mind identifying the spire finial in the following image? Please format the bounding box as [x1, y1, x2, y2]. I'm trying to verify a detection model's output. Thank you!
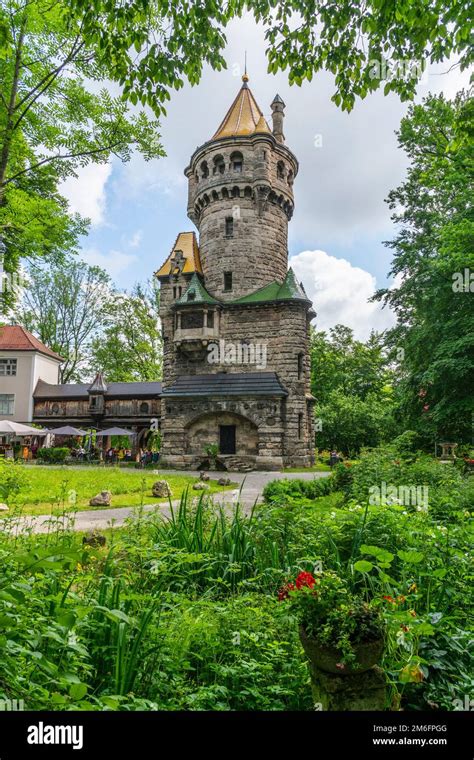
[242, 51, 249, 83]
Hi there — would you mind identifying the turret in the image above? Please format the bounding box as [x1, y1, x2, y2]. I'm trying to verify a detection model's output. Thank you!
[183, 76, 298, 301]
[270, 94, 285, 144]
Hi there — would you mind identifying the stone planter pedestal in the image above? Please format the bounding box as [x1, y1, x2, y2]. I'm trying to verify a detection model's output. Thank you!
[300, 627, 388, 711]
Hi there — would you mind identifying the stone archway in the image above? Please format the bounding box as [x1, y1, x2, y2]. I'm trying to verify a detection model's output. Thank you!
[184, 410, 259, 470]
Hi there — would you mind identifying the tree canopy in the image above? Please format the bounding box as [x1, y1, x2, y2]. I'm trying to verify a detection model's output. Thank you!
[375, 91, 474, 444]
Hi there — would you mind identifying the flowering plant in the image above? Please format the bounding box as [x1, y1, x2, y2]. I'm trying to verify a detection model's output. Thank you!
[279, 570, 384, 665]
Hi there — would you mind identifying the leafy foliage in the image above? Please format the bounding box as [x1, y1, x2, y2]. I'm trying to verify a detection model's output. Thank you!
[375, 91, 474, 444]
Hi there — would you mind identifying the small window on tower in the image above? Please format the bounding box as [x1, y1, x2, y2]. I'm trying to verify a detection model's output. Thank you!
[230, 151, 243, 172]
[298, 352, 304, 379]
[173, 286, 177, 299]
[298, 413, 303, 439]
[224, 272, 233, 292]
[225, 217, 234, 237]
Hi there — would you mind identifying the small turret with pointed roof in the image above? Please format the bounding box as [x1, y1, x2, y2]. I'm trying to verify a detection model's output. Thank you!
[88, 372, 107, 394]
[270, 94, 286, 144]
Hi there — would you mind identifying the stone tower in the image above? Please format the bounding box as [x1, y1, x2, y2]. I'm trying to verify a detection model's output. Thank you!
[156, 75, 315, 470]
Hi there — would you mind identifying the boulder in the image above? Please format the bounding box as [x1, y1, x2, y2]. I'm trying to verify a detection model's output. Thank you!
[199, 471, 210, 481]
[193, 482, 210, 491]
[0, 503, 9, 511]
[82, 531, 106, 548]
[217, 477, 232, 486]
[89, 490, 112, 507]
[152, 480, 171, 498]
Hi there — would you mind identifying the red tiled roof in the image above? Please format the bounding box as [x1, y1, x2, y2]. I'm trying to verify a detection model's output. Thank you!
[0, 325, 63, 361]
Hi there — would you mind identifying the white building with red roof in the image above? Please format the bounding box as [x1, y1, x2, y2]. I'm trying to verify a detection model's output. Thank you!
[0, 325, 62, 422]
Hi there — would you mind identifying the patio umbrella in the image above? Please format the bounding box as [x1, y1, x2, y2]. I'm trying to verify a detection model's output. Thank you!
[95, 427, 135, 437]
[0, 420, 47, 435]
[47, 425, 88, 436]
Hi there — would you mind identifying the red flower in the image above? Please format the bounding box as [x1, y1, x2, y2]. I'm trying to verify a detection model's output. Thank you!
[383, 595, 396, 604]
[295, 571, 316, 590]
[422, 404, 430, 412]
[277, 582, 295, 601]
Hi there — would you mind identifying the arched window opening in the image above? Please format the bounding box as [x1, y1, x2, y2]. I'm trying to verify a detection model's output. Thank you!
[230, 151, 243, 173]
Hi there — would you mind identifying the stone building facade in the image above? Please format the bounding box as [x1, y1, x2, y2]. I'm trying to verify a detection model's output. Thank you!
[156, 75, 315, 470]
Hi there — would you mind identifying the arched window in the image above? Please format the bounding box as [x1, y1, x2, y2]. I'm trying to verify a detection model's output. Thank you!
[212, 190, 219, 201]
[277, 160, 285, 179]
[140, 402, 149, 414]
[231, 186, 240, 198]
[200, 161, 209, 179]
[287, 169, 294, 186]
[222, 187, 229, 198]
[213, 154, 225, 175]
[244, 186, 252, 198]
[230, 151, 243, 173]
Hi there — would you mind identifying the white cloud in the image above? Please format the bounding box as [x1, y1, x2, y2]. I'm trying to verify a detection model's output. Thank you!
[81, 247, 137, 278]
[60, 162, 112, 226]
[128, 230, 143, 248]
[290, 249, 396, 340]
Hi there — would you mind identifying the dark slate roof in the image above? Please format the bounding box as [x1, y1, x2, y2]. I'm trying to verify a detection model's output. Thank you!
[34, 379, 162, 400]
[162, 372, 288, 397]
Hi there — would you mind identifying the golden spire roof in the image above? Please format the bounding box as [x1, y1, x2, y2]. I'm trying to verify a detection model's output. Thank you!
[155, 231, 202, 278]
[212, 75, 272, 140]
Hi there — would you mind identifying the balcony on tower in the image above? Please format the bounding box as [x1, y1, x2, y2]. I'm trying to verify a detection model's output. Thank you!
[172, 273, 221, 353]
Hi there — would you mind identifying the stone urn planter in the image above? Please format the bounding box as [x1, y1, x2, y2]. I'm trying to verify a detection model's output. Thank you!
[299, 625, 384, 675]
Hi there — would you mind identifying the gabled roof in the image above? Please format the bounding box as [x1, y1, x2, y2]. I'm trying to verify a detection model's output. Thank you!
[212, 76, 272, 140]
[34, 379, 162, 400]
[231, 268, 312, 306]
[155, 231, 202, 278]
[0, 325, 63, 361]
[174, 272, 220, 307]
[162, 372, 288, 398]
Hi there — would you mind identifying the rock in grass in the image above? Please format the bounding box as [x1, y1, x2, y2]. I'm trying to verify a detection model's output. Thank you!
[0, 503, 9, 511]
[193, 482, 210, 491]
[89, 490, 112, 507]
[217, 477, 232, 486]
[200, 471, 210, 481]
[152, 480, 171, 498]
[82, 531, 106, 548]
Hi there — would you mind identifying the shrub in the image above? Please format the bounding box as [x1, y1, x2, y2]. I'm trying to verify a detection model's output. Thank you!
[37, 447, 70, 464]
[263, 476, 332, 503]
[0, 460, 26, 502]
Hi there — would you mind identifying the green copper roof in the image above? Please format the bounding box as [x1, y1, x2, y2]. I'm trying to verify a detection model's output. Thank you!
[231, 268, 311, 305]
[175, 273, 220, 306]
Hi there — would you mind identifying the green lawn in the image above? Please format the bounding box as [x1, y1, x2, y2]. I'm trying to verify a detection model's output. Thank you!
[283, 462, 332, 473]
[6, 466, 236, 516]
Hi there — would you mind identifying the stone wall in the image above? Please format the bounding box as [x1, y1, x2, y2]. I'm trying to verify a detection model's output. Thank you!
[160, 396, 286, 470]
[185, 133, 298, 300]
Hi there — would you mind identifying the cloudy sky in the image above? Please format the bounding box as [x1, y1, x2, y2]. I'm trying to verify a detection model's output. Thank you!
[60, 14, 468, 340]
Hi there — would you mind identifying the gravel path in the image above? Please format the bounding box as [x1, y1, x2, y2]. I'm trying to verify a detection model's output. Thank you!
[2, 470, 330, 534]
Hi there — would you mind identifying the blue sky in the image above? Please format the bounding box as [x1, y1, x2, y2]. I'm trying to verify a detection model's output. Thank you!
[60, 15, 468, 339]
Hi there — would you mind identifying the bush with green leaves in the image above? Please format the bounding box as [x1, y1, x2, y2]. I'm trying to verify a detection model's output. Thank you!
[0, 460, 26, 503]
[37, 447, 70, 464]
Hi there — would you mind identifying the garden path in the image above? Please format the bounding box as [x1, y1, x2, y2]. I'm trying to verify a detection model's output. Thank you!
[3, 470, 330, 534]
